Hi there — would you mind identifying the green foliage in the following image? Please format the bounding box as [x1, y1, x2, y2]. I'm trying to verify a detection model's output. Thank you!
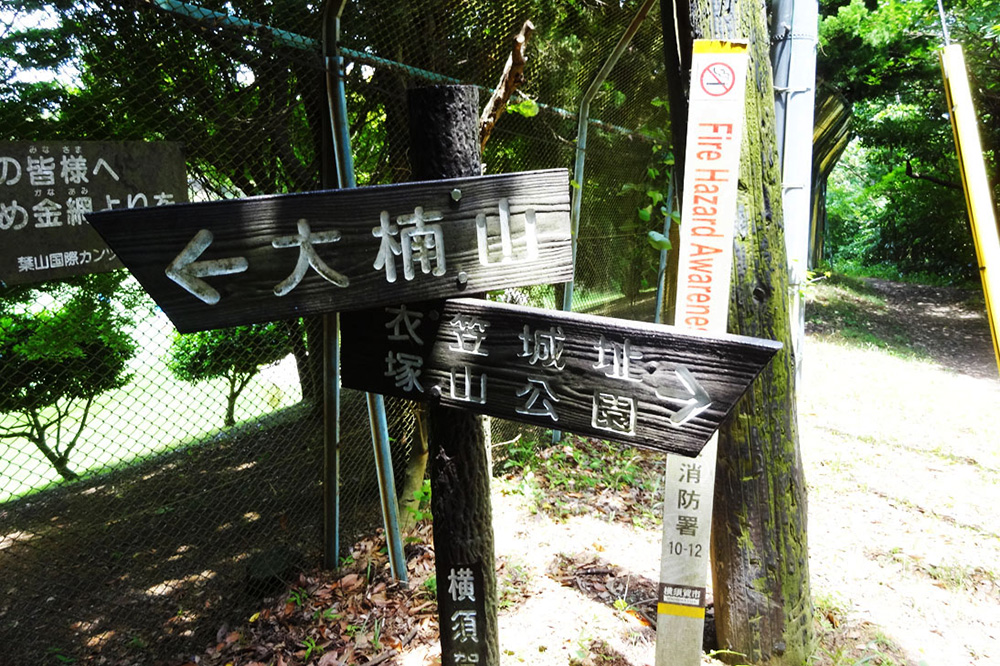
[404, 478, 432, 522]
[423, 574, 437, 597]
[167, 322, 290, 427]
[0, 272, 139, 481]
[501, 435, 651, 494]
[826, 134, 976, 282]
[506, 97, 539, 118]
[312, 606, 340, 623]
[818, 0, 995, 282]
[646, 230, 672, 251]
[613, 141, 676, 302]
[301, 635, 323, 661]
[288, 587, 309, 607]
[818, 0, 940, 101]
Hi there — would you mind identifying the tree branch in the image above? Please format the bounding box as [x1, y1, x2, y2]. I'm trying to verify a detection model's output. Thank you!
[26, 409, 60, 467]
[0, 425, 35, 440]
[479, 20, 535, 151]
[906, 159, 962, 190]
[64, 394, 96, 461]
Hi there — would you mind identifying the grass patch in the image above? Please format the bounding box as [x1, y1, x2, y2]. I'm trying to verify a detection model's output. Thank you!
[1, 307, 303, 503]
[804, 275, 926, 359]
[828, 259, 978, 289]
[869, 548, 1000, 593]
[496, 434, 663, 524]
[500, 435, 657, 494]
[812, 591, 911, 666]
[0, 372, 304, 505]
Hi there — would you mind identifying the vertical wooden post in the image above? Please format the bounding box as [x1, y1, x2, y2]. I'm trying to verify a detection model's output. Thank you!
[408, 85, 499, 666]
[679, 4, 815, 663]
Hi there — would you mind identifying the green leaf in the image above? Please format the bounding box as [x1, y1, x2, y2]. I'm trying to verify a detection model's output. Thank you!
[507, 98, 539, 118]
[647, 230, 672, 251]
[637, 205, 652, 222]
[570, 179, 581, 190]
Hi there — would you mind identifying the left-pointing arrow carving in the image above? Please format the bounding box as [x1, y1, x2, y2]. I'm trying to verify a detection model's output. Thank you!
[165, 229, 249, 305]
[657, 366, 712, 426]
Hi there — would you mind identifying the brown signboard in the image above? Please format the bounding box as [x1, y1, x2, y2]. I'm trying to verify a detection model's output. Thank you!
[87, 169, 572, 332]
[0, 141, 186, 286]
[340, 298, 781, 456]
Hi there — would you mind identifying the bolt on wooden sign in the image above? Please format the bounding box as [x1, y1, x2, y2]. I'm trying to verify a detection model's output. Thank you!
[341, 298, 780, 456]
[1, 141, 186, 286]
[87, 169, 571, 332]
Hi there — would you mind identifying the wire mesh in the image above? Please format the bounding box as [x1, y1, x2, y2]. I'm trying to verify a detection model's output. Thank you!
[1, 1, 671, 662]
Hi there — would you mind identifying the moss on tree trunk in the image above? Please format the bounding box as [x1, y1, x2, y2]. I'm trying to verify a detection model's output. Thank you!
[683, 1, 814, 663]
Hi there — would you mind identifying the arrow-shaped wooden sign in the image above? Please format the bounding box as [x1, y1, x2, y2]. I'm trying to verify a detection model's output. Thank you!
[87, 169, 572, 332]
[340, 298, 781, 456]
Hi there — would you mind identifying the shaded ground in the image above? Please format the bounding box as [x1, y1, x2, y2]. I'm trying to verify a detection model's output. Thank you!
[0, 407, 325, 664]
[0, 394, 413, 665]
[805, 274, 993, 378]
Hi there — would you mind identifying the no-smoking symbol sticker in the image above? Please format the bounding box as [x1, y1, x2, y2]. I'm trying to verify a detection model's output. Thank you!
[700, 62, 736, 97]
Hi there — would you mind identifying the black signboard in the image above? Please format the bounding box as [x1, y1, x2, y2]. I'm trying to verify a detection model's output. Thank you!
[0, 141, 186, 286]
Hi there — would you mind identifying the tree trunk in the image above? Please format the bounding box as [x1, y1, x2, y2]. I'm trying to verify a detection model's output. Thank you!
[28, 426, 79, 482]
[225, 374, 238, 427]
[52, 456, 79, 482]
[683, 2, 814, 663]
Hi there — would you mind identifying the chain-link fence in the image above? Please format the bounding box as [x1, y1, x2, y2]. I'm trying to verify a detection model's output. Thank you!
[1, 1, 670, 663]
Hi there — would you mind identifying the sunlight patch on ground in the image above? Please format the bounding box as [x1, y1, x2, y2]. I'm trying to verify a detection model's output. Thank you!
[143, 569, 217, 598]
[801, 335, 1000, 666]
[0, 529, 36, 551]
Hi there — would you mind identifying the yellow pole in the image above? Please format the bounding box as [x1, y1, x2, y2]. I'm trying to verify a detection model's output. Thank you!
[940, 44, 1000, 376]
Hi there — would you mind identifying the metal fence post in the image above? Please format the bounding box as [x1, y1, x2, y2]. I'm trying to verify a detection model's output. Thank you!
[322, 0, 407, 579]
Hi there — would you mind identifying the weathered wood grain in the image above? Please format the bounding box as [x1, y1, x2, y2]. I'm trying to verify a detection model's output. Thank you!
[87, 169, 571, 332]
[340, 298, 781, 456]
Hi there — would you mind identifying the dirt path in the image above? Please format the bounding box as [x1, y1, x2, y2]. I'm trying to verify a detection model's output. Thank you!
[801, 277, 1000, 665]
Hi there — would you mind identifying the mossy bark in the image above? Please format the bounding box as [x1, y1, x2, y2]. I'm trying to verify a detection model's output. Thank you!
[685, 1, 814, 663]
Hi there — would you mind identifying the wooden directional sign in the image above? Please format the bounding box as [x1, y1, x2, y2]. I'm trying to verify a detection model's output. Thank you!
[86, 169, 571, 332]
[340, 298, 780, 456]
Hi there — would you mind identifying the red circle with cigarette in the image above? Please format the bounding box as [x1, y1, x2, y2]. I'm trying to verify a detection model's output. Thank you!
[700, 62, 736, 97]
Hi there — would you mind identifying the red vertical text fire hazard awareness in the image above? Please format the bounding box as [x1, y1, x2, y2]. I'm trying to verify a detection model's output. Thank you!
[675, 42, 749, 334]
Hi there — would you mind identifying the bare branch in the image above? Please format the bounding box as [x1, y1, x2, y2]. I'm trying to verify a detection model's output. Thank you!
[905, 159, 962, 190]
[479, 20, 535, 151]
[0, 427, 35, 440]
[64, 394, 96, 461]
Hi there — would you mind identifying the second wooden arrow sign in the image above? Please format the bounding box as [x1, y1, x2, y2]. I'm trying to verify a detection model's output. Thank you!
[340, 298, 781, 456]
